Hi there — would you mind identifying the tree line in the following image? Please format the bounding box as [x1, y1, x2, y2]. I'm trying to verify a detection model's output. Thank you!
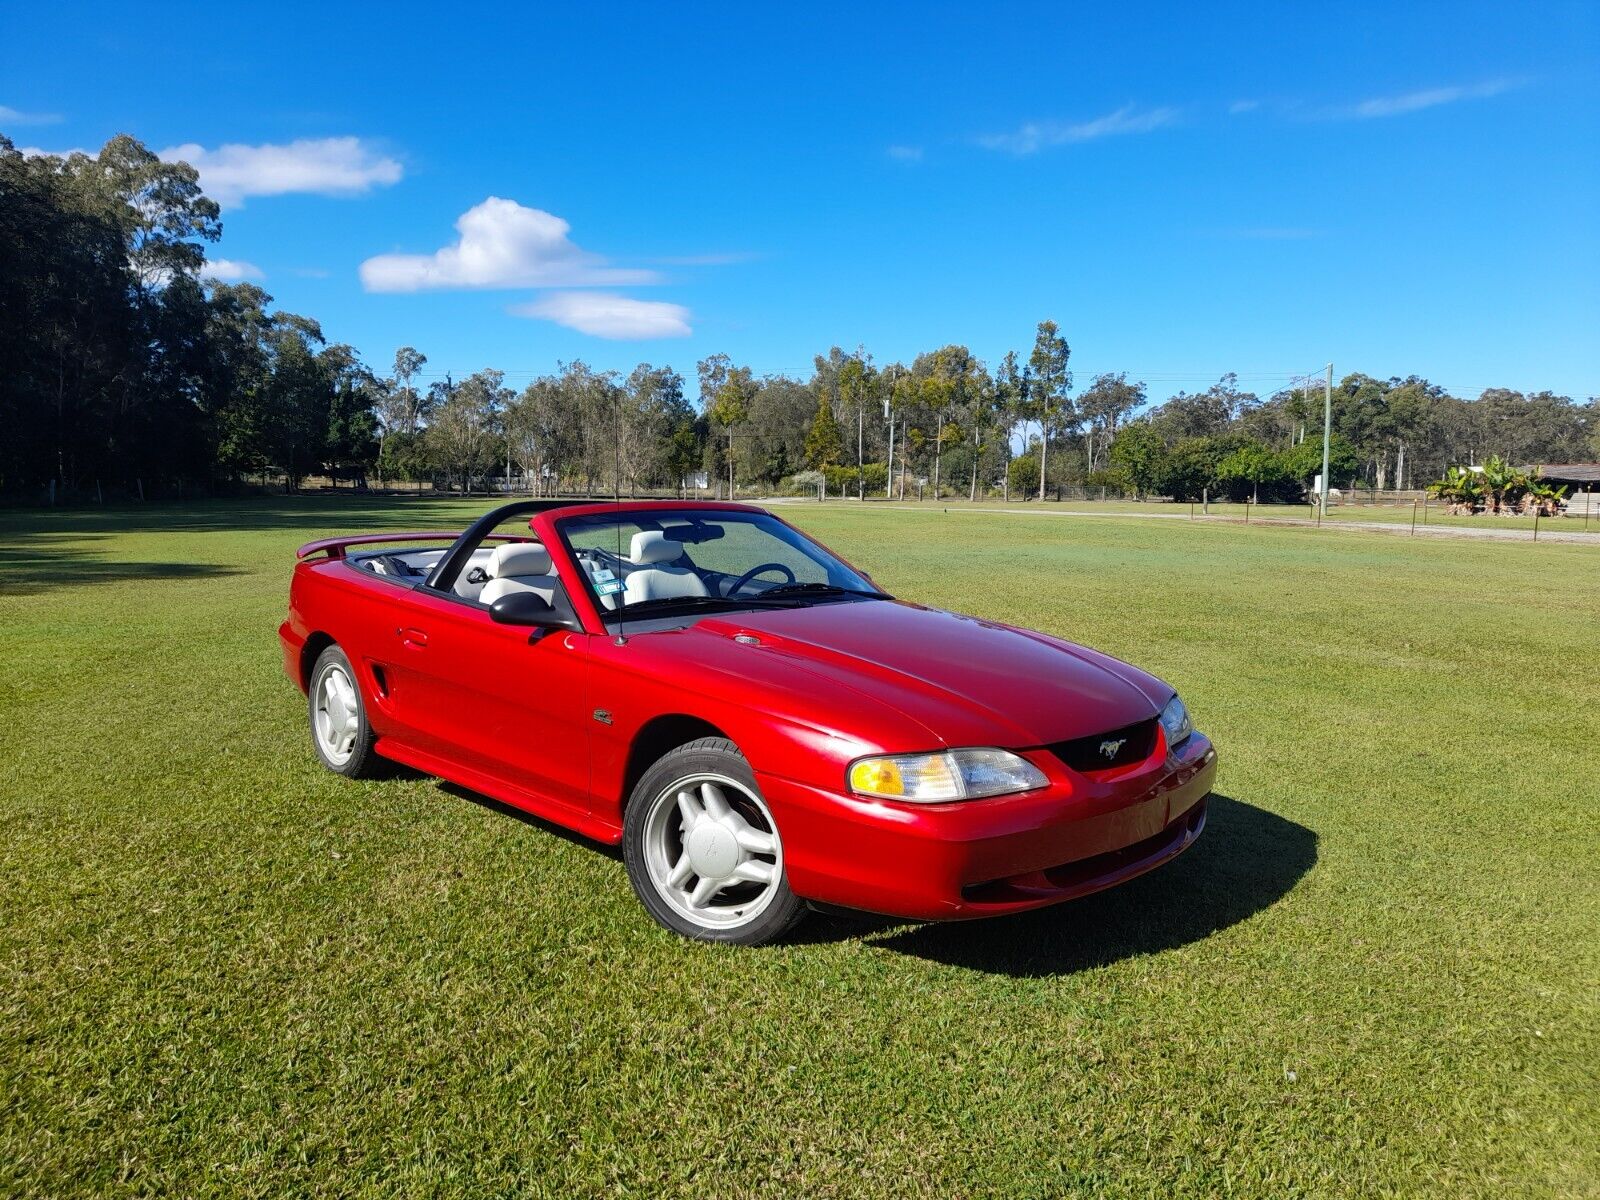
[4, 133, 1596, 504]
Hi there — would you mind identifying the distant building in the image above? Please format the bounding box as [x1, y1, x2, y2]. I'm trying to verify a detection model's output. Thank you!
[1522, 464, 1600, 516]
[1524, 463, 1600, 492]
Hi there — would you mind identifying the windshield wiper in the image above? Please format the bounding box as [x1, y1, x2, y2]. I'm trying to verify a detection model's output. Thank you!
[759, 582, 889, 599]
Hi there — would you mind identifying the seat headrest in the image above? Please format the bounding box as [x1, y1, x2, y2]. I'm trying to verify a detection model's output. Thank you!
[629, 531, 684, 566]
[489, 542, 552, 578]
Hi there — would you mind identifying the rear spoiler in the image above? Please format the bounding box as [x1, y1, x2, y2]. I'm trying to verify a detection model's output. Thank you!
[295, 531, 529, 561]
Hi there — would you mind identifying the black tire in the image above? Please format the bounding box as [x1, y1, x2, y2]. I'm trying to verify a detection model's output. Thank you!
[307, 644, 386, 779]
[622, 737, 808, 946]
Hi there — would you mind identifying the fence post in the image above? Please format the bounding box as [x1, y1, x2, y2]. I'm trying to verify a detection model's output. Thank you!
[1411, 499, 1418, 536]
[1534, 509, 1540, 542]
[1190, 500, 1195, 520]
[1244, 498, 1250, 525]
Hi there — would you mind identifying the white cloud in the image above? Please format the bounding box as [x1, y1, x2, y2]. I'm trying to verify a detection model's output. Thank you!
[887, 144, 924, 162]
[201, 257, 264, 281]
[360, 196, 656, 292]
[1337, 79, 1517, 119]
[511, 292, 692, 339]
[1229, 99, 1260, 115]
[978, 104, 1178, 155]
[17, 144, 89, 159]
[0, 105, 63, 126]
[158, 137, 401, 205]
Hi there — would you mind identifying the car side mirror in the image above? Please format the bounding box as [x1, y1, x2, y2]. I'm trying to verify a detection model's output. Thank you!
[489, 591, 571, 629]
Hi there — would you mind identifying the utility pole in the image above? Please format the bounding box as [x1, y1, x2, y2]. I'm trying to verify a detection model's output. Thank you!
[1320, 363, 1333, 515]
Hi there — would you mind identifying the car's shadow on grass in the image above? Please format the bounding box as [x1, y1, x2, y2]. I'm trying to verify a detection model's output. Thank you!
[435, 779, 1314, 975]
[434, 780, 624, 859]
[819, 794, 1317, 976]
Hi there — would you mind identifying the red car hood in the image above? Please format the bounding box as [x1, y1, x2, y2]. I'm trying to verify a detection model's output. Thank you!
[691, 600, 1166, 749]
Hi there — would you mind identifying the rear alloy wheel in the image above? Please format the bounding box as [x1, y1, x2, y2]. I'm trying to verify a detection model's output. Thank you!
[308, 644, 385, 779]
[623, 739, 807, 945]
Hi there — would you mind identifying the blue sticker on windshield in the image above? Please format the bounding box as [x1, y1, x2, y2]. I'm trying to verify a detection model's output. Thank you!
[596, 579, 624, 596]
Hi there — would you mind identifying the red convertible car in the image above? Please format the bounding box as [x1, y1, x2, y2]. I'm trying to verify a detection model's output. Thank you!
[280, 500, 1215, 944]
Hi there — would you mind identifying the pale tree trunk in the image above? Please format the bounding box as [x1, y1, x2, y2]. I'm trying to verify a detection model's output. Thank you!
[933, 412, 944, 499]
[970, 421, 980, 501]
[885, 409, 896, 498]
[1038, 406, 1049, 501]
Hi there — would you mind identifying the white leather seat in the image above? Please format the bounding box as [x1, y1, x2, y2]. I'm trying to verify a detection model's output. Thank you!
[481, 543, 567, 614]
[624, 531, 708, 605]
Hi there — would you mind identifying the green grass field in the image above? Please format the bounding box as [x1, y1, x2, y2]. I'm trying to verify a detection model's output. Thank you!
[880, 495, 1600, 535]
[2, 498, 1596, 1198]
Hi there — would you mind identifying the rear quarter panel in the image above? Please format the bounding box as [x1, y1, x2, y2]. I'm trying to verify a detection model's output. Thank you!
[282, 560, 413, 740]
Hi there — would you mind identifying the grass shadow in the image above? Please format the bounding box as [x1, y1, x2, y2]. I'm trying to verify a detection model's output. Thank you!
[0, 495, 523, 538]
[435, 780, 623, 860]
[0, 537, 243, 596]
[860, 794, 1316, 976]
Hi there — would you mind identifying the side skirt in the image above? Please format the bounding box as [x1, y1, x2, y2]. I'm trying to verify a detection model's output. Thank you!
[376, 738, 624, 845]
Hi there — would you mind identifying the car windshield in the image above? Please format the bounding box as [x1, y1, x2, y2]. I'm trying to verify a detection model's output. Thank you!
[558, 509, 883, 619]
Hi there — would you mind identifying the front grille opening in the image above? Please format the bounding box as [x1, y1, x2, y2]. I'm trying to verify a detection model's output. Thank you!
[1047, 717, 1159, 774]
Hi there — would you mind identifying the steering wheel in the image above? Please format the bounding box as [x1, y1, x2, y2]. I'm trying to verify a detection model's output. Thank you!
[725, 562, 796, 596]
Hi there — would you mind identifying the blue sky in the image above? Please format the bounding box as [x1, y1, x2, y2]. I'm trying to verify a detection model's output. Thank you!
[5, 1, 1597, 402]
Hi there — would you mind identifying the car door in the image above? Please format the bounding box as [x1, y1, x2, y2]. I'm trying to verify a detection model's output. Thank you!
[381, 582, 593, 822]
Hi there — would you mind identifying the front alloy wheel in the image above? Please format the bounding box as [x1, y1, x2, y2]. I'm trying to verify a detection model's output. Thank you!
[623, 739, 807, 944]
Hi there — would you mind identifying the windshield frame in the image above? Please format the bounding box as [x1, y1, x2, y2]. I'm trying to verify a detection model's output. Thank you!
[551, 505, 888, 625]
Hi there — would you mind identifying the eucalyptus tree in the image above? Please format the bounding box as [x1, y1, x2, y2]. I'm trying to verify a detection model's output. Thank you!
[910, 345, 985, 499]
[1078, 373, 1145, 475]
[1, 134, 221, 493]
[1028, 320, 1072, 498]
[621, 364, 689, 493]
[886, 366, 918, 498]
[374, 346, 428, 474]
[321, 344, 381, 484]
[992, 350, 1030, 501]
[836, 353, 877, 499]
[707, 362, 757, 498]
[741, 375, 813, 485]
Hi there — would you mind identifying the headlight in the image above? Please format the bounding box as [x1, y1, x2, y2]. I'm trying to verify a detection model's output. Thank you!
[1159, 695, 1193, 749]
[847, 748, 1048, 802]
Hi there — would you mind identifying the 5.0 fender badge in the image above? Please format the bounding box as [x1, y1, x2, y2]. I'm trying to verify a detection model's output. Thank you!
[593, 709, 613, 725]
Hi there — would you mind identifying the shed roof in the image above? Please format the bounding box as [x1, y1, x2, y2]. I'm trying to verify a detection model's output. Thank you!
[1522, 463, 1600, 484]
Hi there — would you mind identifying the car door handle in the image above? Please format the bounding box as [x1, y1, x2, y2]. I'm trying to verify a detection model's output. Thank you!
[398, 626, 429, 649]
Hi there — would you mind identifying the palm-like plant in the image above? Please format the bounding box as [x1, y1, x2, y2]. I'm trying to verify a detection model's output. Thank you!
[1477, 455, 1527, 515]
[1522, 476, 1568, 516]
[1429, 465, 1483, 514]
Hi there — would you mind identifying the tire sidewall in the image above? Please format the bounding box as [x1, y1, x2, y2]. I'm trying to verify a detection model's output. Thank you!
[622, 739, 805, 945]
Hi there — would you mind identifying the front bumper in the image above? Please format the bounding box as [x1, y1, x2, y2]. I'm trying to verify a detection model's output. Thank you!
[760, 732, 1216, 920]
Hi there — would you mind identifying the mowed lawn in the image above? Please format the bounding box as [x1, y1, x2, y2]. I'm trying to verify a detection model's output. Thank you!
[2, 498, 1596, 1199]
